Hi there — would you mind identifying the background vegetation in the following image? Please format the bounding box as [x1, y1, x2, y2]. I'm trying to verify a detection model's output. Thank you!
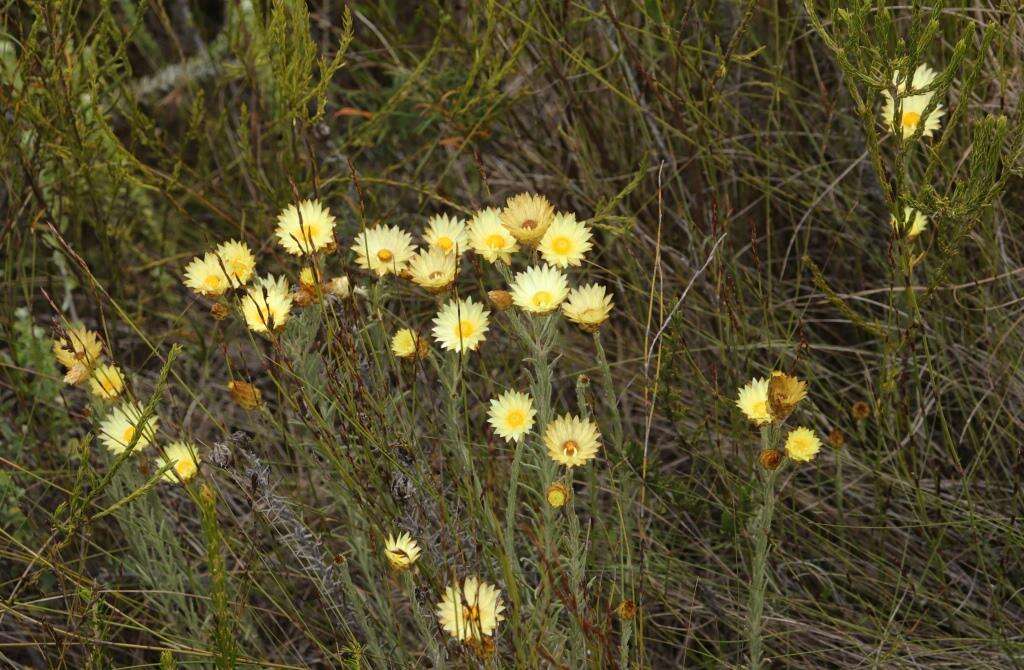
[2, 0, 1023, 667]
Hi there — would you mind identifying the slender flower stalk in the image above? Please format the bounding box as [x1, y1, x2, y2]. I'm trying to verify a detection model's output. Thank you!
[748, 426, 779, 670]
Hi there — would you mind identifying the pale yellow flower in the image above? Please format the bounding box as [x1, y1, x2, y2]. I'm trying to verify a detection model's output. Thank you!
[213, 239, 256, 286]
[538, 212, 593, 267]
[784, 426, 822, 462]
[890, 207, 928, 240]
[89, 364, 125, 400]
[423, 213, 468, 255]
[881, 63, 944, 138]
[561, 283, 613, 332]
[241, 275, 293, 333]
[275, 200, 337, 255]
[391, 328, 426, 359]
[468, 208, 518, 263]
[487, 390, 536, 443]
[156, 441, 200, 483]
[407, 248, 457, 293]
[543, 414, 601, 467]
[736, 377, 771, 426]
[500, 192, 555, 245]
[98, 402, 158, 456]
[184, 253, 231, 297]
[431, 297, 490, 353]
[509, 265, 569, 314]
[52, 325, 103, 385]
[436, 576, 505, 641]
[384, 532, 421, 571]
[351, 225, 416, 276]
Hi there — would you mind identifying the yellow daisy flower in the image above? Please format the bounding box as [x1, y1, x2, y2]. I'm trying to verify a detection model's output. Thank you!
[487, 390, 536, 443]
[881, 63, 944, 139]
[391, 328, 427, 359]
[561, 283, 613, 332]
[431, 297, 490, 353]
[89, 364, 125, 400]
[156, 441, 200, 483]
[184, 253, 231, 297]
[436, 576, 505, 641]
[736, 377, 771, 425]
[98, 402, 158, 456]
[423, 213, 468, 255]
[384, 532, 421, 571]
[52, 325, 103, 385]
[407, 248, 457, 293]
[784, 426, 822, 462]
[213, 239, 256, 286]
[509, 265, 569, 314]
[275, 199, 337, 255]
[468, 208, 518, 263]
[543, 414, 601, 467]
[352, 225, 416, 277]
[538, 212, 593, 267]
[500, 192, 555, 245]
[890, 207, 928, 240]
[241, 275, 294, 333]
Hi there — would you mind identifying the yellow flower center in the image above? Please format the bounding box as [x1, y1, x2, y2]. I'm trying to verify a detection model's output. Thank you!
[486, 234, 506, 249]
[552, 237, 571, 255]
[506, 409, 525, 428]
[377, 249, 394, 262]
[203, 274, 222, 290]
[457, 320, 475, 338]
[175, 459, 197, 479]
[531, 291, 553, 308]
[437, 236, 453, 251]
[521, 218, 537, 230]
[900, 111, 921, 129]
[121, 426, 136, 444]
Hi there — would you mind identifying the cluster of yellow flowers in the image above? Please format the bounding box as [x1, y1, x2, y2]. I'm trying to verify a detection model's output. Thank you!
[52, 325, 123, 397]
[736, 371, 821, 464]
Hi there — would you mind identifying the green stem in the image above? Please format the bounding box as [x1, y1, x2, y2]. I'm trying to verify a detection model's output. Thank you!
[748, 427, 780, 670]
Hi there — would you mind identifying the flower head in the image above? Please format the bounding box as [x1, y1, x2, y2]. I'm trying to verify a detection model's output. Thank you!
[241, 275, 294, 333]
[184, 253, 231, 297]
[546, 482, 570, 508]
[767, 372, 807, 421]
[227, 380, 262, 409]
[509, 265, 569, 314]
[784, 426, 821, 462]
[538, 212, 593, 267]
[275, 200, 337, 255]
[423, 213, 468, 255]
[53, 325, 103, 385]
[543, 414, 601, 467]
[436, 576, 505, 641]
[352, 225, 416, 276]
[98, 402, 158, 455]
[391, 328, 427, 359]
[468, 208, 518, 263]
[736, 377, 771, 425]
[881, 63, 944, 138]
[213, 240, 256, 285]
[891, 207, 928, 240]
[851, 401, 871, 421]
[156, 441, 200, 483]
[431, 297, 490, 353]
[487, 390, 536, 443]
[384, 532, 421, 571]
[500, 192, 555, 245]
[407, 248, 457, 293]
[89, 364, 125, 400]
[562, 283, 614, 332]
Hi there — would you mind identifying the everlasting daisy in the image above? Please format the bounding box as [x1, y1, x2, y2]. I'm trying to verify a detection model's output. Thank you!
[98, 402, 158, 456]
[423, 213, 468, 255]
[736, 377, 771, 426]
[509, 265, 569, 314]
[890, 207, 928, 240]
[156, 441, 200, 483]
[432, 297, 490, 353]
[538, 212, 593, 267]
[351, 225, 416, 276]
[500, 192, 555, 245]
[213, 239, 256, 286]
[561, 283, 614, 332]
[241, 275, 294, 333]
[468, 208, 518, 263]
[767, 371, 807, 421]
[546, 482, 570, 508]
[53, 325, 103, 385]
[784, 426, 821, 462]
[543, 414, 602, 467]
[89, 364, 125, 400]
[881, 63, 944, 139]
[407, 248, 457, 293]
[183, 253, 231, 297]
[384, 532, 421, 571]
[436, 576, 505, 641]
[391, 328, 427, 359]
[487, 390, 536, 443]
[275, 199, 337, 255]
[227, 380, 262, 409]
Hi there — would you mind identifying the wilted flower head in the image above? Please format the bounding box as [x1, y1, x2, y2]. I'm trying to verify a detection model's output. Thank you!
[351, 225, 416, 277]
[275, 200, 337, 255]
[468, 208, 518, 263]
[227, 380, 262, 410]
[500, 192, 555, 245]
[436, 576, 505, 640]
[423, 213, 468, 255]
[784, 426, 821, 462]
[538, 212, 593, 267]
[431, 297, 490, 353]
[758, 448, 783, 470]
[543, 414, 601, 467]
[384, 532, 421, 571]
[736, 377, 771, 425]
[98, 402, 158, 456]
[851, 401, 871, 421]
[509, 265, 569, 314]
[768, 372, 807, 421]
[53, 325, 103, 385]
[241, 275, 293, 333]
[562, 283, 613, 332]
[156, 441, 200, 483]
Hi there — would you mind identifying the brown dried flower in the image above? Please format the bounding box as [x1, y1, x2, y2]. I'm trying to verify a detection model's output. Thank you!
[758, 448, 783, 470]
[768, 372, 807, 421]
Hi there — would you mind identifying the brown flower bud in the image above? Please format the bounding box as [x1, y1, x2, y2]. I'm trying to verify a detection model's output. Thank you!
[210, 303, 231, 320]
[546, 482, 570, 508]
[827, 428, 845, 449]
[292, 287, 317, 308]
[616, 600, 638, 620]
[768, 372, 807, 421]
[487, 289, 513, 311]
[467, 636, 496, 659]
[759, 448, 783, 470]
[851, 401, 871, 421]
[227, 380, 261, 410]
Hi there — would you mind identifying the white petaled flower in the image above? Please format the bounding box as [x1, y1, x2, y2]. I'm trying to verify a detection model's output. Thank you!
[538, 212, 593, 267]
[89, 364, 126, 400]
[561, 283, 614, 332]
[423, 213, 468, 255]
[436, 576, 505, 641]
[98, 402, 158, 456]
[241, 275, 294, 333]
[275, 200, 337, 255]
[487, 390, 536, 443]
[351, 225, 416, 277]
[468, 208, 519, 263]
[881, 63, 945, 139]
[407, 248, 457, 293]
[432, 297, 490, 353]
[890, 207, 928, 240]
[509, 265, 569, 314]
[500, 192, 555, 245]
[543, 414, 602, 467]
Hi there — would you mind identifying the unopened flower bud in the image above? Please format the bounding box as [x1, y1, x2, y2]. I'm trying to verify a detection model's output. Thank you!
[851, 401, 871, 421]
[828, 428, 845, 449]
[546, 482, 570, 508]
[227, 380, 261, 410]
[488, 289, 513, 311]
[210, 303, 230, 320]
[616, 599, 638, 620]
[759, 448, 783, 470]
